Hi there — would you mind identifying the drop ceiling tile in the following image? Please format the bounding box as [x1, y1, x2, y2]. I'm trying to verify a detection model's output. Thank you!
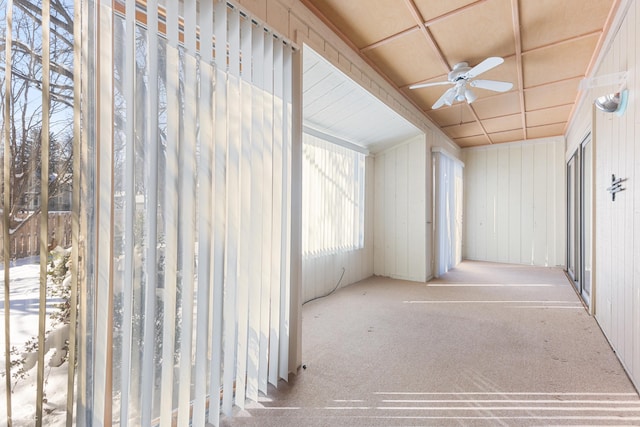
[471, 91, 521, 120]
[490, 129, 525, 144]
[526, 104, 572, 127]
[365, 31, 448, 86]
[443, 121, 484, 139]
[455, 135, 490, 148]
[527, 123, 566, 139]
[520, 0, 614, 51]
[427, 104, 476, 127]
[304, 0, 417, 48]
[482, 113, 522, 133]
[428, 0, 516, 67]
[413, 0, 479, 23]
[313, 0, 416, 48]
[365, 32, 446, 86]
[522, 34, 599, 87]
[524, 78, 581, 111]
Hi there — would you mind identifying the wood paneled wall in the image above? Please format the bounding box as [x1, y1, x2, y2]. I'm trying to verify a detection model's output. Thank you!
[301, 156, 375, 302]
[374, 135, 429, 282]
[462, 137, 566, 267]
[566, 0, 640, 390]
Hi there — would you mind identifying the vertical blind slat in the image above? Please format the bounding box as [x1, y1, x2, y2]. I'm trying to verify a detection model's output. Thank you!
[158, 0, 180, 423]
[222, 7, 241, 415]
[76, 0, 93, 423]
[35, 1, 51, 425]
[209, 2, 228, 424]
[119, 0, 137, 423]
[322, 147, 327, 252]
[193, 0, 215, 423]
[280, 46, 293, 380]
[246, 21, 265, 403]
[193, 59, 214, 426]
[67, 0, 83, 422]
[140, 0, 160, 423]
[94, 2, 115, 425]
[176, 0, 198, 424]
[259, 33, 274, 395]
[235, 16, 253, 410]
[269, 39, 284, 387]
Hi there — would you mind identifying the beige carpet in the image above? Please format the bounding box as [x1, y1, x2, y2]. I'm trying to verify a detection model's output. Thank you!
[221, 261, 640, 426]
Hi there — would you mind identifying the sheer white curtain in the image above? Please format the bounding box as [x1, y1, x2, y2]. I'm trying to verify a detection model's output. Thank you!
[434, 149, 464, 277]
[87, 1, 294, 425]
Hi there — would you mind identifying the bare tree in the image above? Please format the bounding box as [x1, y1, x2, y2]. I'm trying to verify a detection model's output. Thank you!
[0, 0, 74, 233]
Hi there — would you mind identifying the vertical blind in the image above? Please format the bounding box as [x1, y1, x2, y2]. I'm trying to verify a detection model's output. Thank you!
[87, 0, 294, 425]
[302, 132, 365, 257]
[434, 150, 463, 277]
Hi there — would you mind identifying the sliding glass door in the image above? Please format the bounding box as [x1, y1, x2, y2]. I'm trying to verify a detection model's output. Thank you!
[581, 136, 593, 301]
[567, 155, 578, 281]
[567, 134, 592, 306]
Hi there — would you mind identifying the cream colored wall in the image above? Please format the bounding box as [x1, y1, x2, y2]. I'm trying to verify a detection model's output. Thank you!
[374, 134, 429, 282]
[462, 137, 566, 267]
[565, 0, 640, 390]
[373, 129, 453, 282]
[301, 156, 375, 302]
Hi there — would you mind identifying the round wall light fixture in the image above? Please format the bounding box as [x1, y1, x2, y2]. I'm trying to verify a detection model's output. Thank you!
[595, 89, 629, 116]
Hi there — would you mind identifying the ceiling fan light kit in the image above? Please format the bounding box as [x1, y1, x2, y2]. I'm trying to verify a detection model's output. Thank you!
[410, 56, 513, 109]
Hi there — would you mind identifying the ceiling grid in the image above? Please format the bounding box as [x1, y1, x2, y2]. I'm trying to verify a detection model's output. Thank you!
[302, 0, 619, 148]
[510, 0, 527, 141]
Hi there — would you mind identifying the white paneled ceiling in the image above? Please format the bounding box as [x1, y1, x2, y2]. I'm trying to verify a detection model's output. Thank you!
[303, 46, 422, 154]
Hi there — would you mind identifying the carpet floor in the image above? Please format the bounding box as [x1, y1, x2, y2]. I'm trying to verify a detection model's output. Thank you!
[220, 261, 640, 426]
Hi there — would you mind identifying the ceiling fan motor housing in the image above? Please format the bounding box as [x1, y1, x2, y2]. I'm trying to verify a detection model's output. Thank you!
[449, 62, 472, 82]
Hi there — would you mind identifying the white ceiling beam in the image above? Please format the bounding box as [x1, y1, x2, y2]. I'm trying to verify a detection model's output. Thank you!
[510, 0, 528, 141]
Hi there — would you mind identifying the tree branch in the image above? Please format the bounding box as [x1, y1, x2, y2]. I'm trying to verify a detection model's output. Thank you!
[10, 39, 74, 81]
[14, 0, 74, 42]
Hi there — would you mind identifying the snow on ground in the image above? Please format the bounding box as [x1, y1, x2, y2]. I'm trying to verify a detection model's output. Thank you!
[0, 260, 71, 426]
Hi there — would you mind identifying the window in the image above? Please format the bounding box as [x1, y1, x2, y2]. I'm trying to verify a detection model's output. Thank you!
[302, 132, 365, 257]
[1, 1, 295, 425]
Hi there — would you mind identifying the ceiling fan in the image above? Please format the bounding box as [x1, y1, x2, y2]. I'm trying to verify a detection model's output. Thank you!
[409, 57, 513, 109]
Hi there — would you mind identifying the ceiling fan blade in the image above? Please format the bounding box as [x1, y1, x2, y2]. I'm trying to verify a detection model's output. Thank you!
[409, 80, 453, 90]
[464, 57, 504, 79]
[470, 79, 513, 92]
[432, 87, 457, 109]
